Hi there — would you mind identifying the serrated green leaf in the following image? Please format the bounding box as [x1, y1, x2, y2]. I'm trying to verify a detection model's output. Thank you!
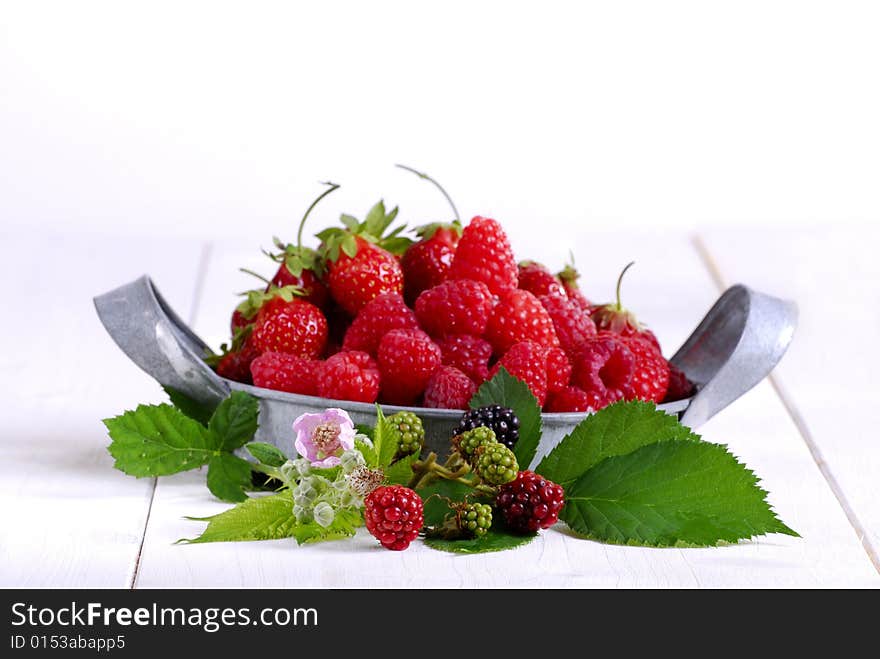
[355, 437, 377, 467]
[179, 491, 297, 543]
[384, 452, 420, 486]
[104, 404, 215, 477]
[208, 391, 259, 452]
[372, 406, 399, 468]
[206, 454, 253, 502]
[416, 480, 475, 526]
[537, 400, 697, 487]
[561, 440, 798, 547]
[424, 527, 536, 554]
[246, 442, 288, 468]
[470, 367, 542, 469]
[292, 507, 363, 545]
[162, 386, 216, 425]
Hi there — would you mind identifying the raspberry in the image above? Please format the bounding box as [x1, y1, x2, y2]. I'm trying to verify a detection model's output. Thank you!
[570, 332, 635, 409]
[438, 334, 493, 384]
[364, 485, 424, 550]
[423, 366, 476, 410]
[589, 263, 661, 354]
[623, 335, 670, 403]
[518, 261, 567, 299]
[454, 405, 520, 450]
[377, 329, 442, 405]
[485, 289, 560, 355]
[539, 294, 597, 358]
[250, 295, 328, 359]
[490, 341, 549, 406]
[474, 442, 519, 485]
[402, 224, 461, 305]
[387, 411, 425, 458]
[249, 351, 319, 395]
[545, 346, 572, 394]
[315, 350, 380, 403]
[664, 362, 695, 402]
[452, 426, 497, 460]
[414, 279, 494, 339]
[545, 385, 592, 413]
[342, 293, 419, 355]
[448, 216, 518, 296]
[496, 470, 565, 534]
[456, 502, 493, 538]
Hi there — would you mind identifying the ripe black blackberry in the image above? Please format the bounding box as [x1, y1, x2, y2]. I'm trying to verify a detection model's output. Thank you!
[454, 405, 520, 449]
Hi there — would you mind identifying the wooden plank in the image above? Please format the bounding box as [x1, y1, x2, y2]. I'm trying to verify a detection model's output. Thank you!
[134, 231, 879, 587]
[0, 234, 206, 587]
[697, 223, 880, 573]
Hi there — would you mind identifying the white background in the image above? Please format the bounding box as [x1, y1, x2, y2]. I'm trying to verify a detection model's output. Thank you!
[2, 0, 878, 256]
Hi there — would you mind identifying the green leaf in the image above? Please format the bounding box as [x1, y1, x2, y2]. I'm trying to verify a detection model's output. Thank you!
[372, 406, 399, 468]
[537, 400, 697, 487]
[179, 491, 297, 543]
[363, 199, 387, 235]
[341, 233, 358, 258]
[561, 440, 799, 547]
[355, 437, 377, 467]
[104, 404, 215, 477]
[416, 480, 474, 526]
[384, 452, 420, 486]
[340, 214, 360, 232]
[162, 386, 216, 425]
[207, 454, 253, 502]
[208, 391, 259, 452]
[470, 367, 542, 469]
[245, 442, 288, 468]
[291, 508, 363, 545]
[424, 527, 536, 554]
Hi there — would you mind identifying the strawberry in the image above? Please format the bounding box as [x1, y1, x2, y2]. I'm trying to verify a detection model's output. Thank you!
[377, 329, 442, 405]
[415, 279, 494, 339]
[214, 335, 261, 384]
[485, 289, 559, 356]
[545, 386, 592, 413]
[423, 365, 476, 410]
[342, 293, 419, 356]
[401, 223, 461, 305]
[250, 351, 320, 395]
[557, 259, 592, 313]
[318, 200, 411, 316]
[570, 332, 635, 409]
[230, 308, 251, 335]
[448, 216, 518, 297]
[250, 294, 328, 359]
[316, 351, 381, 403]
[538, 294, 597, 358]
[490, 341, 549, 406]
[518, 261, 566, 299]
[589, 262, 660, 351]
[545, 346, 572, 394]
[438, 334, 493, 384]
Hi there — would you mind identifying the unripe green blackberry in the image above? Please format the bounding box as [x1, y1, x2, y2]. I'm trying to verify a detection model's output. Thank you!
[474, 442, 518, 485]
[389, 411, 425, 458]
[452, 427, 496, 463]
[457, 502, 493, 538]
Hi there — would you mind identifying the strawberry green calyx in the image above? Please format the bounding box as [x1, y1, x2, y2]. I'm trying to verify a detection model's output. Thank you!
[266, 182, 340, 277]
[235, 284, 307, 321]
[317, 199, 412, 262]
[590, 261, 644, 334]
[412, 220, 463, 242]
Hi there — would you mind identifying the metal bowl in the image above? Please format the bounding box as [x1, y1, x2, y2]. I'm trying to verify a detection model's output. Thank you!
[94, 277, 796, 468]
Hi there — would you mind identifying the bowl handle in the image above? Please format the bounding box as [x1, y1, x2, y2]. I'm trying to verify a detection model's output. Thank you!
[94, 275, 230, 407]
[672, 284, 797, 429]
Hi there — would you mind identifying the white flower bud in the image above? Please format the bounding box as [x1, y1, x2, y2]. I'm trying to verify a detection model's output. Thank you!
[313, 501, 335, 528]
[339, 449, 366, 474]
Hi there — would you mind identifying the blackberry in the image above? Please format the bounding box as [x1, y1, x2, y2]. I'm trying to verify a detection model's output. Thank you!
[454, 405, 520, 449]
[456, 502, 493, 538]
[388, 411, 425, 458]
[452, 427, 497, 463]
[474, 442, 519, 485]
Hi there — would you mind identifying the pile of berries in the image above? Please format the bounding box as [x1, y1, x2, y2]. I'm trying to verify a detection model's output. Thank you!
[212, 176, 693, 413]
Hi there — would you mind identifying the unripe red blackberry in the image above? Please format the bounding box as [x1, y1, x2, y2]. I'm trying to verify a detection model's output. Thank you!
[364, 485, 424, 551]
[496, 470, 565, 534]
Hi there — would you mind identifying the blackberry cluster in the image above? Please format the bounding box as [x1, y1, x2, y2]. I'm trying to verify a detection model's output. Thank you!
[452, 427, 497, 461]
[388, 411, 425, 458]
[454, 405, 520, 449]
[496, 470, 565, 534]
[456, 502, 493, 538]
[474, 443, 518, 485]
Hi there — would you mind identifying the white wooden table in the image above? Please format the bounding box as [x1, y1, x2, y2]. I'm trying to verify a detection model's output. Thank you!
[1, 224, 878, 588]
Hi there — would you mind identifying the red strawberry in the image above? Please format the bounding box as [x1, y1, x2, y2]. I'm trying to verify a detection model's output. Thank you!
[250, 295, 328, 359]
[664, 362, 695, 402]
[230, 308, 251, 335]
[545, 386, 592, 413]
[402, 223, 461, 305]
[415, 279, 494, 339]
[448, 216, 518, 297]
[250, 351, 320, 395]
[538, 294, 597, 358]
[215, 337, 261, 384]
[570, 332, 635, 409]
[316, 351, 381, 403]
[590, 262, 661, 351]
[518, 261, 566, 299]
[269, 263, 329, 309]
[485, 289, 559, 356]
[557, 261, 592, 313]
[438, 334, 493, 384]
[490, 341, 549, 406]
[423, 365, 475, 410]
[377, 329, 442, 405]
[545, 346, 572, 394]
[342, 293, 419, 356]
[622, 336, 670, 403]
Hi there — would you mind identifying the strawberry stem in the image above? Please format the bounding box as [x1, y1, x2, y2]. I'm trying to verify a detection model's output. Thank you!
[239, 268, 271, 285]
[615, 261, 635, 310]
[395, 163, 460, 222]
[296, 181, 340, 251]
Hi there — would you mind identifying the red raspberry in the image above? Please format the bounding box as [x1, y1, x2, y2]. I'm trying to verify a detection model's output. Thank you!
[342, 293, 419, 355]
[250, 295, 328, 359]
[545, 385, 592, 413]
[518, 261, 566, 299]
[377, 329, 442, 405]
[364, 485, 424, 550]
[490, 341, 549, 406]
[570, 332, 635, 409]
[539, 294, 597, 358]
[622, 336, 670, 403]
[423, 365, 476, 410]
[415, 279, 494, 339]
[215, 339, 261, 384]
[448, 216, 518, 297]
[485, 289, 559, 355]
[326, 237, 405, 316]
[496, 471, 565, 534]
[557, 262, 592, 313]
[269, 262, 329, 310]
[589, 263, 661, 352]
[545, 346, 572, 394]
[402, 224, 460, 305]
[315, 350, 380, 403]
[438, 334, 493, 384]
[249, 351, 319, 395]
[664, 362, 695, 402]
